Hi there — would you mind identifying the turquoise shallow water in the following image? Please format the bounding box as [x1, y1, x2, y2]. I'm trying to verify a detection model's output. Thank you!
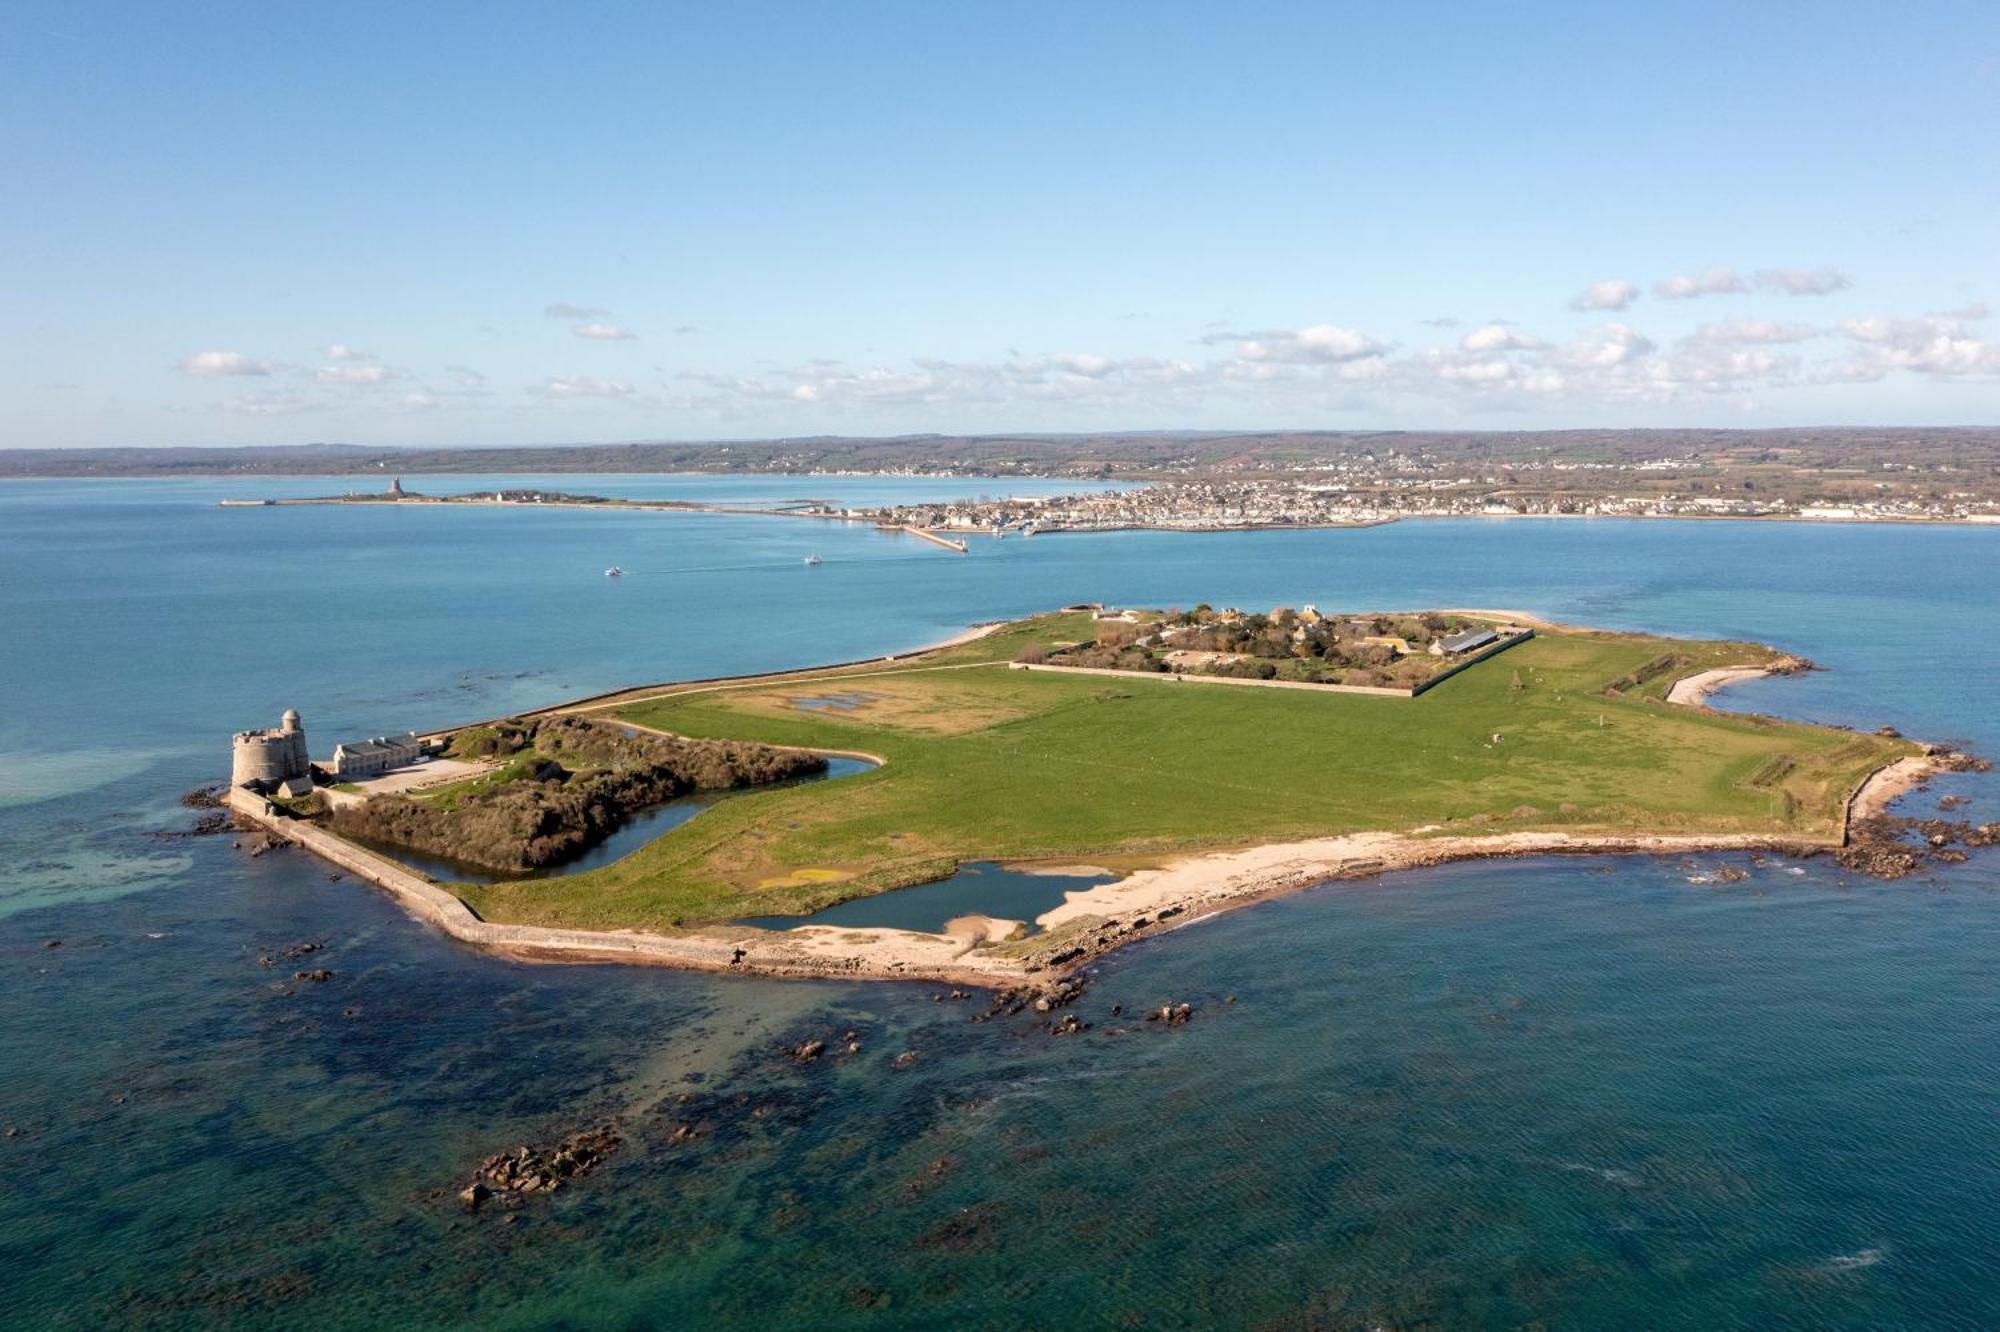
[1, 476, 1997, 1329]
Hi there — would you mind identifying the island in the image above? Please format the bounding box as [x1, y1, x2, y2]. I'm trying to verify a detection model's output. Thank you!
[225, 608, 1978, 988]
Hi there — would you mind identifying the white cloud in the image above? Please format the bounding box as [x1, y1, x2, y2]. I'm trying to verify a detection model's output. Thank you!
[445, 364, 488, 389]
[1568, 279, 1639, 312]
[179, 350, 278, 377]
[1757, 267, 1850, 296]
[545, 302, 610, 319]
[314, 364, 405, 385]
[401, 391, 441, 411]
[1691, 320, 1816, 344]
[1049, 353, 1114, 377]
[1459, 323, 1543, 352]
[644, 289, 1985, 420]
[1831, 314, 1998, 379]
[1235, 323, 1385, 364]
[1559, 323, 1654, 368]
[532, 375, 635, 399]
[572, 322, 638, 341]
[324, 343, 373, 361]
[1653, 268, 1748, 299]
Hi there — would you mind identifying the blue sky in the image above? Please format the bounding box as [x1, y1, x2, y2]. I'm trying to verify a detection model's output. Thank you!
[4, 1, 1997, 447]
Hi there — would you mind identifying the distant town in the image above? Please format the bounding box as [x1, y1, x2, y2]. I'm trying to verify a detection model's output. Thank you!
[840, 471, 2000, 533]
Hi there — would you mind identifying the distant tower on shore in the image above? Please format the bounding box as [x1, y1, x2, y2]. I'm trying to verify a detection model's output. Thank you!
[387, 477, 405, 498]
[232, 709, 311, 794]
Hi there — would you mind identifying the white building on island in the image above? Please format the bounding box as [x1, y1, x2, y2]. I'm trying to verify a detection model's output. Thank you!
[332, 732, 424, 778]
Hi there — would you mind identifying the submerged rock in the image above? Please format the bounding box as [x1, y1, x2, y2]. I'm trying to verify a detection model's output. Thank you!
[461, 1124, 620, 1210]
[1146, 1002, 1194, 1027]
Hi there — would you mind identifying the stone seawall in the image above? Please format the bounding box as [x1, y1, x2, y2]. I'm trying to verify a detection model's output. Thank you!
[226, 789, 1024, 987]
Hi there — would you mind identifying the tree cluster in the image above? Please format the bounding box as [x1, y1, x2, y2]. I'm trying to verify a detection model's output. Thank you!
[333, 717, 824, 873]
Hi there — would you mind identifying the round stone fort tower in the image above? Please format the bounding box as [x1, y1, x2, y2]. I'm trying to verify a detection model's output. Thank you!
[231, 709, 309, 789]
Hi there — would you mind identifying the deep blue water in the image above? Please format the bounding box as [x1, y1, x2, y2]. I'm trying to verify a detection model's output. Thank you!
[1, 475, 1997, 1329]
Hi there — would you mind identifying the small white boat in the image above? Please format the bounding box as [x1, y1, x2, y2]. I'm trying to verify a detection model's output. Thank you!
[804, 554, 822, 566]
[604, 566, 623, 577]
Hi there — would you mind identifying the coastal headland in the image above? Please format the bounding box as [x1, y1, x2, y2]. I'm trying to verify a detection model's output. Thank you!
[225, 605, 1979, 987]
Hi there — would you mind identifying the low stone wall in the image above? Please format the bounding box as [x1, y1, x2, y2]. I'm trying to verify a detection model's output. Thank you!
[1012, 630, 1535, 699]
[1408, 630, 1535, 695]
[1009, 663, 1413, 698]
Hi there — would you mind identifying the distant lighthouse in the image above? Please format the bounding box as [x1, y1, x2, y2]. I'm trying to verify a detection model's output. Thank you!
[387, 477, 405, 498]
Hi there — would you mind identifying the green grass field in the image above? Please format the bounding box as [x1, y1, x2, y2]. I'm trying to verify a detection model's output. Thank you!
[453, 612, 1911, 932]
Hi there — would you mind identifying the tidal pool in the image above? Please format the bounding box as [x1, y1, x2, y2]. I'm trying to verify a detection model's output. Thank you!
[734, 860, 1115, 934]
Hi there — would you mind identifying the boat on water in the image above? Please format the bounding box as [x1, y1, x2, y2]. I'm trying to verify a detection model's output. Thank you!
[604, 566, 624, 577]
[804, 554, 822, 566]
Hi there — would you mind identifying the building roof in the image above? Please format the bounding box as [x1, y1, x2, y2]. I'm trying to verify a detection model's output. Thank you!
[1440, 627, 1500, 654]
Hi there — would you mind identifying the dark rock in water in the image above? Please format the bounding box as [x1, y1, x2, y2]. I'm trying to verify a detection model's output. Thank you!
[913, 1202, 1001, 1253]
[1146, 1002, 1194, 1027]
[156, 810, 235, 841]
[461, 1123, 620, 1210]
[893, 1051, 919, 1069]
[1031, 977, 1086, 1013]
[792, 1039, 826, 1063]
[42, 939, 60, 950]
[1876, 725, 1902, 738]
[293, 969, 333, 983]
[1837, 842, 1921, 880]
[180, 784, 228, 809]
[982, 977, 1088, 1022]
[1049, 1012, 1087, 1035]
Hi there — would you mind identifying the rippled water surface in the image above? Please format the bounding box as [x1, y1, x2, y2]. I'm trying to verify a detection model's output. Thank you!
[2, 476, 1997, 1328]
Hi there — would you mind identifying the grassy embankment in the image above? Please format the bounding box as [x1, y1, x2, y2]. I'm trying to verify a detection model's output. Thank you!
[453, 612, 1912, 932]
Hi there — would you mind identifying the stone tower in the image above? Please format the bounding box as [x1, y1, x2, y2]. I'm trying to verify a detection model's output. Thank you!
[387, 477, 405, 498]
[232, 710, 311, 792]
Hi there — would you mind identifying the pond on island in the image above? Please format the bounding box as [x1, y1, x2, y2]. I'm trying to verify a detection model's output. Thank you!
[785, 689, 885, 713]
[372, 756, 877, 886]
[735, 861, 1116, 935]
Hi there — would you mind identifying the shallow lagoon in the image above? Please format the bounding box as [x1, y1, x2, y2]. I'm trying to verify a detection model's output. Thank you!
[735, 860, 1113, 934]
[2, 476, 1997, 1328]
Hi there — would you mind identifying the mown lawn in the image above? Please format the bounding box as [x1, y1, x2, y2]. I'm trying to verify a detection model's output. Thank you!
[454, 614, 1911, 931]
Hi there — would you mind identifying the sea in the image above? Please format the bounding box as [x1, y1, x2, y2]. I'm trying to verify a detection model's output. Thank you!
[1, 474, 1997, 1330]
